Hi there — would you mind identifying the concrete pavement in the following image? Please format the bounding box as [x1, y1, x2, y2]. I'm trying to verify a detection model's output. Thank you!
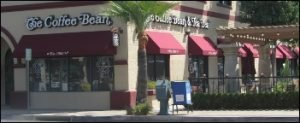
[1, 108, 299, 122]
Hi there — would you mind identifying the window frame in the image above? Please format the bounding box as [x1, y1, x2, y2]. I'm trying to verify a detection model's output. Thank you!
[217, 1, 232, 9]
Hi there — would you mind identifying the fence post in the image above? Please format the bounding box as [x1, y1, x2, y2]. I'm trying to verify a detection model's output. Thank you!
[259, 73, 264, 93]
[225, 74, 229, 93]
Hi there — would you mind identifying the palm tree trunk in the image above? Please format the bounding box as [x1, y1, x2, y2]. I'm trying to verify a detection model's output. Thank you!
[136, 31, 148, 104]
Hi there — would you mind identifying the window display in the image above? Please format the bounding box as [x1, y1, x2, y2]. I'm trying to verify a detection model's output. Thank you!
[29, 56, 114, 92]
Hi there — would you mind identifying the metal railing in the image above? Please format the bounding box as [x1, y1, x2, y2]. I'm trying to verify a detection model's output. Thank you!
[189, 76, 299, 94]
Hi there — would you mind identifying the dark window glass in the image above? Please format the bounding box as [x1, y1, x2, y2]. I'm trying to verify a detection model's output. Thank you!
[29, 56, 114, 92]
[218, 0, 231, 6]
[147, 55, 169, 81]
[155, 55, 166, 80]
[276, 59, 285, 76]
[68, 57, 85, 92]
[29, 59, 49, 92]
[147, 55, 155, 81]
[49, 58, 68, 91]
[189, 56, 208, 78]
[290, 59, 297, 76]
[188, 56, 208, 93]
[92, 56, 114, 91]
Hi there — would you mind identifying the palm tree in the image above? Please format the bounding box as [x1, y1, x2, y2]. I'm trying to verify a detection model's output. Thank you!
[105, 1, 176, 104]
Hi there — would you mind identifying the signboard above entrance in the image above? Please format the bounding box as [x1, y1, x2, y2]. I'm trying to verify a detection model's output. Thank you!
[25, 13, 113, 31]
[148, 15, 209, 29]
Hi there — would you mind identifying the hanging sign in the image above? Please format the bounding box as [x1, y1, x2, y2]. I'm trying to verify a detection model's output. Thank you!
[25, 13, 113, 31]
[112, 33, 120, 47]
[25, 48, 32, 61]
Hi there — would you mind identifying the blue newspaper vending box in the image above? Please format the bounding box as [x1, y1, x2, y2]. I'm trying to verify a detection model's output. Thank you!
[171, 80, 192, 105]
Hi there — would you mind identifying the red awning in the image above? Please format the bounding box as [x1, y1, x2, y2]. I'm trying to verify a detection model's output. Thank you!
[238, 47, 247, 57]
[13, 31, 116, 58]
[146, 31, 185, 55]
[275, 47, 285, 59]
[188, 35, 218, 56]
[276, 44, 296, 59]
[244, 43, 259, 58]
[238, 43, 259, 58]
[294, 47, 299, 56]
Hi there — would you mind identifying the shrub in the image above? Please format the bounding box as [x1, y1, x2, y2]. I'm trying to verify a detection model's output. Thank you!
[81, 82, 91, 91]
[192, 92, 299, 110]
[131, 102, 152, 115]
[148, 81, 156, 89]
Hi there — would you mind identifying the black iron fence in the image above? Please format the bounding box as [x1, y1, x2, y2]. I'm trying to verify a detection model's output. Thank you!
[189, 76, 299, 94]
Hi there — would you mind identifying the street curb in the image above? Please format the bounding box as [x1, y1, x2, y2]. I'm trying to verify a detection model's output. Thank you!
[33, 115, 300, 122]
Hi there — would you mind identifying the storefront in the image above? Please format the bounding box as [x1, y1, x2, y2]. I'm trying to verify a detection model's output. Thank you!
[273, 44, 297, 76]
[187, 35, 221, 93]
[238, 43, 259, 83]
[1, 1, 241, 109]
[216, 25, 299, 93]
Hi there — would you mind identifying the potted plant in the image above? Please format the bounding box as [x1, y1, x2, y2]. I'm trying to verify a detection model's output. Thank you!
[81, 82, 91, 92]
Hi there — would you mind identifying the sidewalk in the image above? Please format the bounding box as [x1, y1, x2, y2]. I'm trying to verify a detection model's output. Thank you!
[2, 108, 299, 122]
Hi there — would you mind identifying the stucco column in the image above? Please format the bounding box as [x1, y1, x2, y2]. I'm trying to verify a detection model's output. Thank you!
[222, 45, 241, 93]
[258, 46, 272, 77]
[208, 56, 218, 94]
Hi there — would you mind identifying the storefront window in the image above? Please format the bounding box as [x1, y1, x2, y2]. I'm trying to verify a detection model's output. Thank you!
[147, 55, 155, 81]
[49, 58, 68, 91]
[29, 59, 49, 92]
[29, 56, 114, 92]
[189, 56, 208, 79]
[147, 55, 169, 81]
[276, 59, 286, 76]
[290, 59, 298, 76]
[188, 56, 208, 93]
[68, 57, 85, 92]
[91, 56, 114, 91]
[276, 59, 296, 76]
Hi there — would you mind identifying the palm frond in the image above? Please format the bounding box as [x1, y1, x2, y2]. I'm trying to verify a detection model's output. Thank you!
[105, 1, 177, 33]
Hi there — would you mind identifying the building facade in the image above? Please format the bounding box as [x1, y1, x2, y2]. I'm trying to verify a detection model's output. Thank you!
[1, 1, 272, 110]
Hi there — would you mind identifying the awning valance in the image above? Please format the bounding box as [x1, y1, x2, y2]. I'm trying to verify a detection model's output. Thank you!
[274, 47, 285, 59]
[13, 31, 116, 58]
[238, 43, 259, 58]
[188, 35, 218, 56]
[276, 44, 296, 59]
[146, 31, 185, 55]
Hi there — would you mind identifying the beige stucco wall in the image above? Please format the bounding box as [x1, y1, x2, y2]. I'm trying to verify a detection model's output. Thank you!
[30, 92, 110, 110]
[1, 1, 58, 6]
[13, 68, 26, 91]
[1, 32, 15, 52]
[126, 22, 139, 91]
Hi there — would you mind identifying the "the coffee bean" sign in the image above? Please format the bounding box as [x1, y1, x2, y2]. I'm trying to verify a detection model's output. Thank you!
[25, 13, 113, 31]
